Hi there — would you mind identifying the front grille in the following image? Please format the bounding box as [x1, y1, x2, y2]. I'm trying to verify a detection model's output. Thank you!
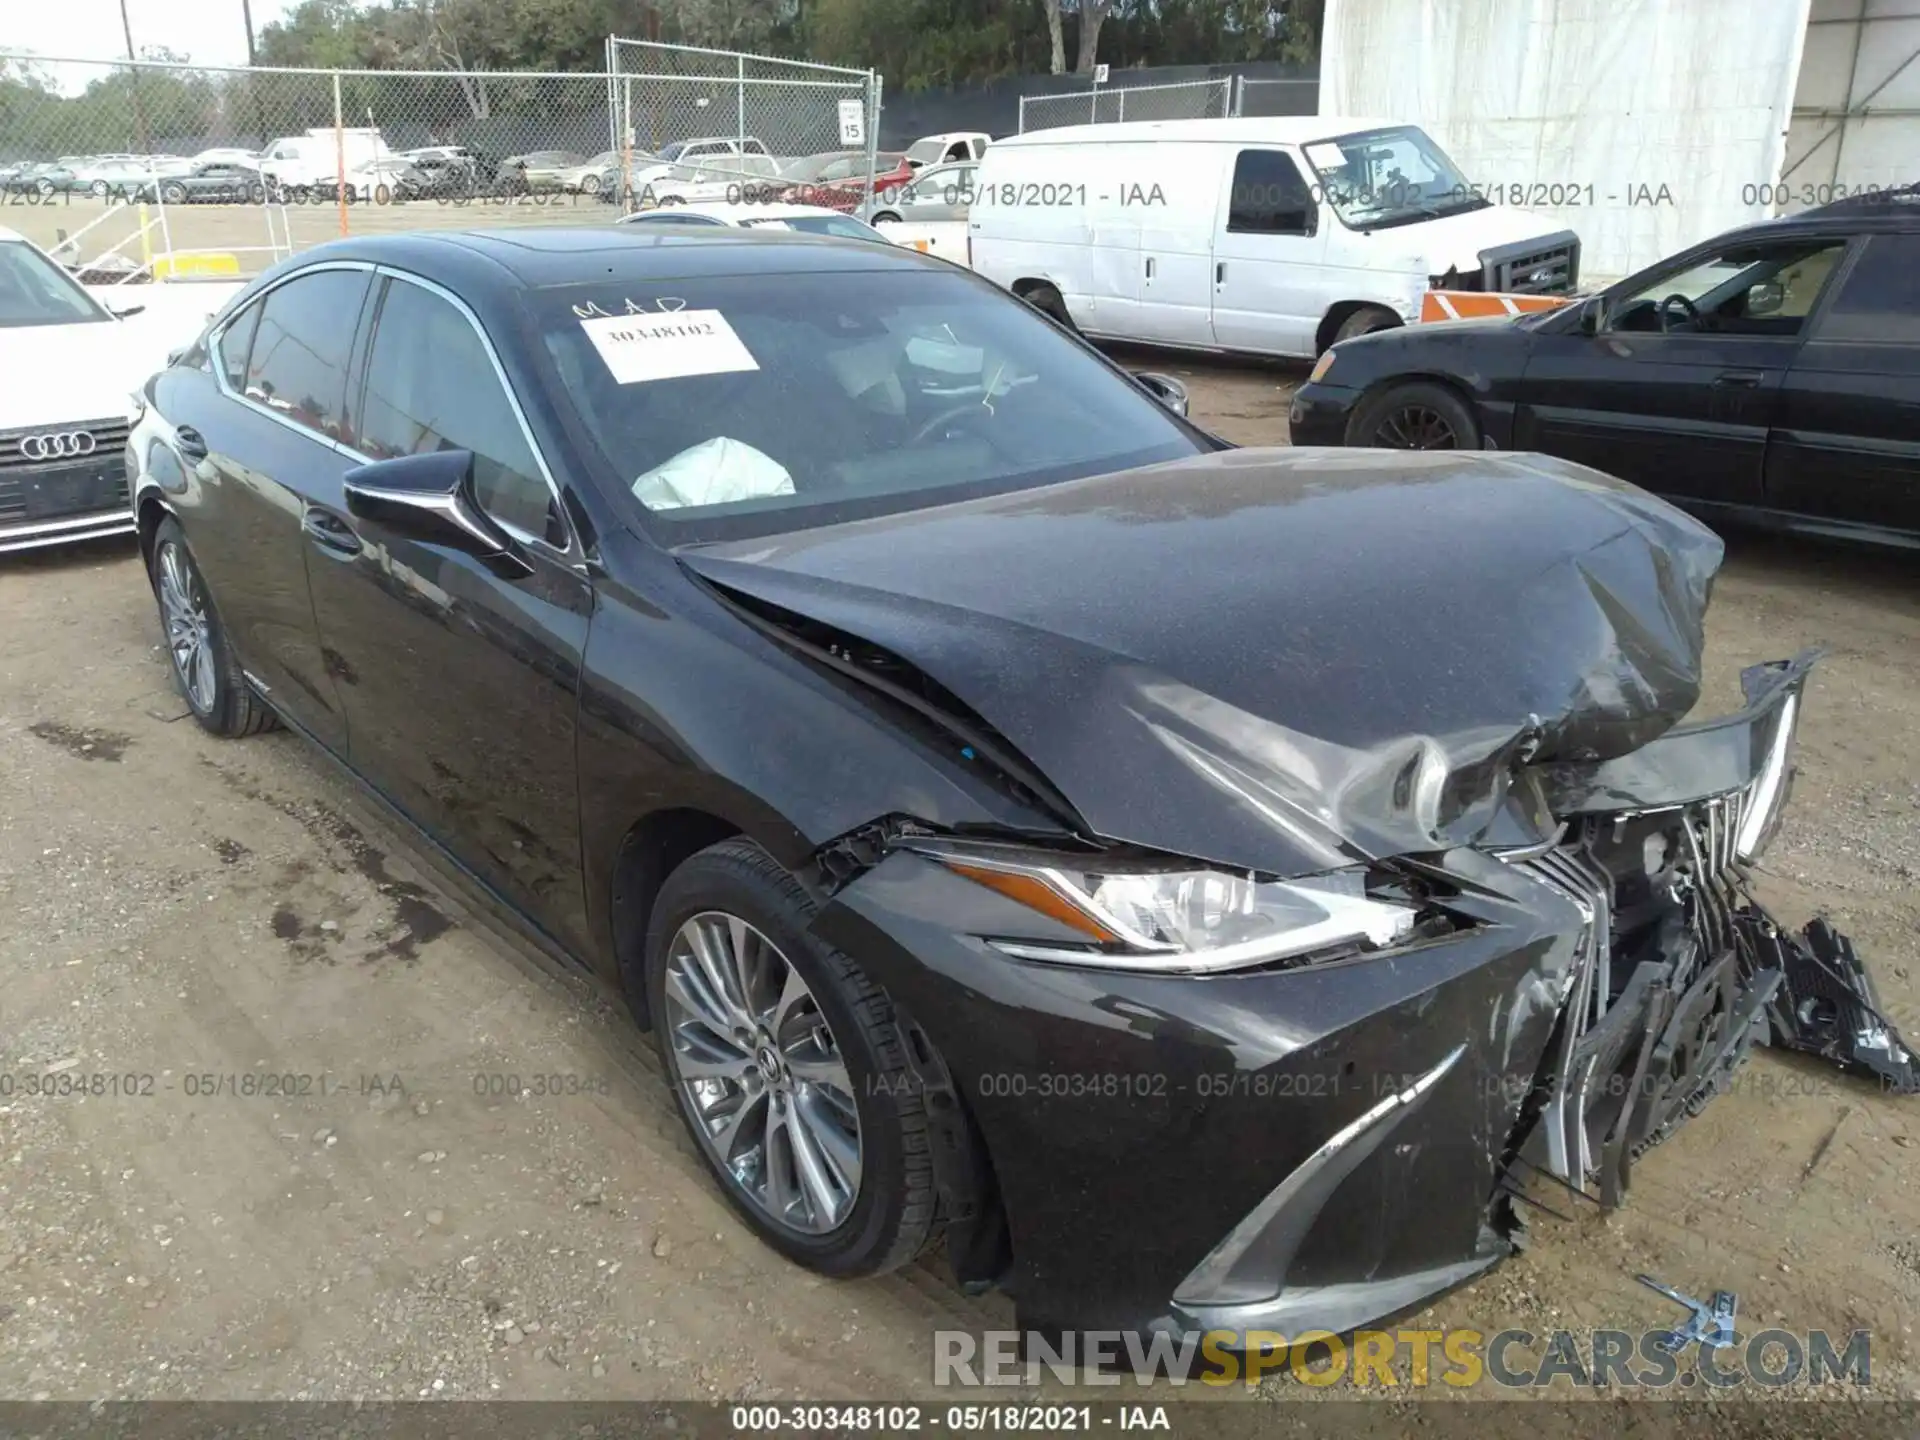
[0, 418, 135, 524]
[0, 417, 133, 471]
[1480, 233, 1580, 295]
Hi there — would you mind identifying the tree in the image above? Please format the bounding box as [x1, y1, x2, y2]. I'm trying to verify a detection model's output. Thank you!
[1073, 0, 1111, 74]
[1039, 0, 1064, 74]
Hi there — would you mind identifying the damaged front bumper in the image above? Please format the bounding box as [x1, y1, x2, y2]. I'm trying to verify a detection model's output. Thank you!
[811, 651, 1912, 1347]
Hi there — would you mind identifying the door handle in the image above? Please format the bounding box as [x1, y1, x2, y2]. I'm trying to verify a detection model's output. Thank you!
[301, 506, 362, 558]
[1215, 262, 1227, 284]
[173, 425, 208, 460]
[1144, 256, 1155, 279]
[1713, 370, 1764, 388]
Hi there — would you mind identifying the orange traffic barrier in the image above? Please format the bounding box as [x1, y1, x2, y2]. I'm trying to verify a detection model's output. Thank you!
[1420, 290, 1573, 323]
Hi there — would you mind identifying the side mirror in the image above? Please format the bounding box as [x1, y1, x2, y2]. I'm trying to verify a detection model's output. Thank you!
[343, 449, 531, 575]
[1134, 371, 1189, 418]
[1747, 281, 1785, 317]
[108, 302, 147, 319]
[1578, 298, 1609, 335]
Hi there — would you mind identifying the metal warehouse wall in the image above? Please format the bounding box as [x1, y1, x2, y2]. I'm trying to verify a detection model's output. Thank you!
[1785, 0, 1920, 206]
[1319, 0, 1814, 282]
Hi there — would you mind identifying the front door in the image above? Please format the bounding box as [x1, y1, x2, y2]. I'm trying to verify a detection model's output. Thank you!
[1514, 235, 1849, 508]
[1207, 148, 1326, 357]
[1765, 233, 1920, 536]
[301, 271, 595, 951]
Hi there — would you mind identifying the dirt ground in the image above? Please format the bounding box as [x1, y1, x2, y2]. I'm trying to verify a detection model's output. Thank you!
[1, 352, 1917, 1431]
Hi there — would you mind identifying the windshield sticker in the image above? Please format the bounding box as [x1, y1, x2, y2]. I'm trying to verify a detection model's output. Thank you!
[580, 309, 759, 385]
[1304, 142, 1347, 170]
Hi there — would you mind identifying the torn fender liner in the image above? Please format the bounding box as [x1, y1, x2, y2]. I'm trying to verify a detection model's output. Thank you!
[681, 447, 1723, 878]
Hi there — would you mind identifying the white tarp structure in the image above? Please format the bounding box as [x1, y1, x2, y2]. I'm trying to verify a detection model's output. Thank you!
[1786, 0, 1920, 200]
[1320, 0, 1816, 283]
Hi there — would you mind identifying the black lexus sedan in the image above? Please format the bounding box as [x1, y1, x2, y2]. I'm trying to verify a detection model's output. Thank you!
[1290, 192, 1920, 548]
[128, 227, 1907, 1354]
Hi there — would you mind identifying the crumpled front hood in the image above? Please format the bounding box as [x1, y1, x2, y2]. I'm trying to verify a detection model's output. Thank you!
[683, 448, 1723, 877]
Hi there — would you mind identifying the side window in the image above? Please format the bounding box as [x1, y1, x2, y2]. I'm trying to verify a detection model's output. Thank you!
[244, 268, 369, 440]
[358, 278, 562, 547]
[1814, 235, 1920, 344]
[1227, 150, 1316, 236]
[971, 138, 988, 160]
[1609, 240, 1848, 336]
[216, 299, 262, 392]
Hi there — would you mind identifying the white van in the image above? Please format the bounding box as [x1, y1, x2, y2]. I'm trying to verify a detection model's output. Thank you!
[969, 117, 1581, 358]
[260, 128, 395, 190]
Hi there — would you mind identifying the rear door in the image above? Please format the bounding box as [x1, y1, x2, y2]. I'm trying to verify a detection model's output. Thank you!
[161, 264, 374, 752]
[1764, 232, 1920, 536]
[1207, 147, 1327, 357]
[1513, 234, 1849, 508]
[300, 271, 595, 949]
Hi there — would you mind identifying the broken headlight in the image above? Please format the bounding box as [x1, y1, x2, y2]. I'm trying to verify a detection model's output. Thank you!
[909, 841, 1419, 974]
[1734, 692, 1797, 862]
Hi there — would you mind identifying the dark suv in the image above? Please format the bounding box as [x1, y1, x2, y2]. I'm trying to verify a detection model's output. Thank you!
[1289, 190, 1920, 546]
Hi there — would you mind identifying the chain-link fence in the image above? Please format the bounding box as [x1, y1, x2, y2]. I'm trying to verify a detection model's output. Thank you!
[1, 43, 883, 279]
[1016, 77, 1233, 133]
[605, 37, 882, 220]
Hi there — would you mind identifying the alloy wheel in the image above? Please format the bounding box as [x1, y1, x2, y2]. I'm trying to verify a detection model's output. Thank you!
[661, 911, 863, 1236]
[157, 541, 217, 714]
[1376, 405, 1458, 449]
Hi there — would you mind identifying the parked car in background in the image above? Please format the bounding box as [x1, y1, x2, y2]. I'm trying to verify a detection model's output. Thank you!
[971, 117, 1581, 357]
[159, 161, 267, 206]
[625, 137, 778, 198]
[10, 163, 77, 196]
[190, 146, 262, 170]
[261, 128, 396, 193]
[870, 159, 978, 224]
[615, 200, 891, 241]
[542, 150, 619, 195]
[778, 151, 912, 212]
[519, 151, 588, 191]
[1290, 189, 1920, 547]
[123, 224, 1896, 1353]
[346, 156, 434, 202]
[904, 131, 989, 170]
[0, 225, 153, 553]
[643, 154, 787, 207]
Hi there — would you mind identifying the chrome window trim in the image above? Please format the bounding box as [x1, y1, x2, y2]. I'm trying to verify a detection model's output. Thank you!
[368, 265, 580, 561]
[205, 258, 578, 564]
[208, 259, 376, 458]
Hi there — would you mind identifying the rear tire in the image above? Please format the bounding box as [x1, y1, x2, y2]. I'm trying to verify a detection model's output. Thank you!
[160, 182, 187, 205]
[871, 211, 902, 225]
[148, 518, 277, 738]
[1347, 380, 1481, 451]
[646, 838, 938, 1278]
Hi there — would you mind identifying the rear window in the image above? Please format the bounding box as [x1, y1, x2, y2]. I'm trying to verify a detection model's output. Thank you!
[533, 268, 1203, 543]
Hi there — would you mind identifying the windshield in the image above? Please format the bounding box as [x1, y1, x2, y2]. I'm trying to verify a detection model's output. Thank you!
[784, 152, 855, 183]
[534, 269, 1203, 542]
[739, 214, 885, 241]
[1301, 125, 1487, 230]
[905, 139, 945, 164]
[0, 240, 109, 327]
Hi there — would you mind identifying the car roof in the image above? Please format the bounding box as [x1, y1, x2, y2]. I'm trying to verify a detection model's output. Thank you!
[1700, 188, 1920, 247]
[626, 202, 860, 224]
[991, 115, 1405, 148]
[270, 226, 944, 292]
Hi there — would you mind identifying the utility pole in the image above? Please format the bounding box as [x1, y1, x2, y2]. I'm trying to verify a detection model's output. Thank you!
[118, 0, 152, 154]
[240, 0, 259, 64]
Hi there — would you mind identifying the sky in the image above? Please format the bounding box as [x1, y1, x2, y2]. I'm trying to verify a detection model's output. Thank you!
[7, 0, 298, 72]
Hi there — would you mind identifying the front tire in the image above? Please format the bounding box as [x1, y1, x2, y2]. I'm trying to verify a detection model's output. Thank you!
[646, 838, 937, 1278]
[149, 518, 276, 738]
[1347, 380, 1481, 450]
[1331, 305, 1400, 346]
